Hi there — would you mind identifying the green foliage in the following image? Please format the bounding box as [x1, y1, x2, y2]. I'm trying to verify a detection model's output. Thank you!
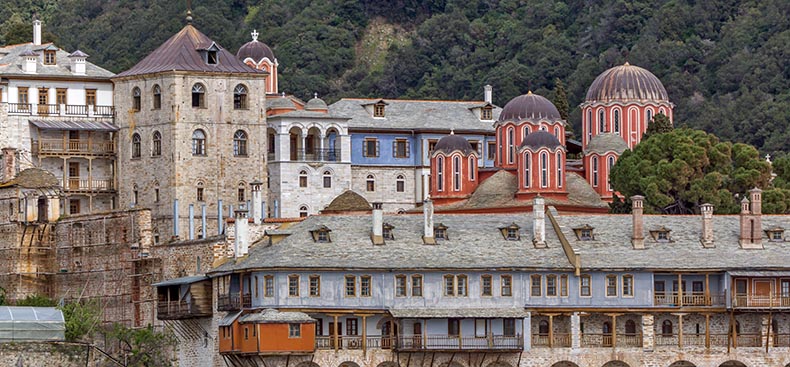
[1, 0, 789, 154]
[0, 287, 5, 306]
[553, 78, 572, 137]
[107, 324, 176, 367]
[59, 300, 101, 341]
[15, 294, 57, 307]
[610, 128, 772, 214]
[642, 113, 673, 140]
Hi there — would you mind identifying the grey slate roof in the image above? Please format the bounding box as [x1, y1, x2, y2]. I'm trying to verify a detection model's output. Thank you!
[584, 133, 629, 155]
[389, 308, 529, 319]
[151, 275, 208, 287]
[212, 213, 572, 273]
[30, 120, 118, 132]
[0, 43, 113, 78]
[555, 214, 790, 270]
[239, 309, 315, 324]
[329, 99, 501, 132]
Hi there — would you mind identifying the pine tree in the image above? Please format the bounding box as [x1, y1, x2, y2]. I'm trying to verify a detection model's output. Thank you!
[642, 113, 673, 140]
[552, 78, 573, 137]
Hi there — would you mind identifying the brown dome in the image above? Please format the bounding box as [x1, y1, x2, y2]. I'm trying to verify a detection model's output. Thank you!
[585, 63, 668, 103]
[499, 92, 561, 123]
[434, 134, 474, 155]
[237, 31, 276, 63]
[519, 131, 561, 150]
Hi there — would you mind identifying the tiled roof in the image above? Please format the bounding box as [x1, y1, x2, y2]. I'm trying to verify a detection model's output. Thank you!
[389, 308, 529, 319]
[329, 99, 501, 132]
[115, 25, 264, 78]
[239, 309, 315, 324]
[0, 168, 59, 188]
[30, 120, 118, 132]
[0, 43, 113, 78]
[584, 133, 629, 155]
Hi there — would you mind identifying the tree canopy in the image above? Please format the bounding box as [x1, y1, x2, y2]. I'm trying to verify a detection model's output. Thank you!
[610, 128, 775, 214]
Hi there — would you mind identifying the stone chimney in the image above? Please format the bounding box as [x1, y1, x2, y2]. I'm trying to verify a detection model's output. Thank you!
[68, 51, 88, 76]
[234, 209, 250, 257]
[739, 188, 763, 249]
[700, 203, 714, 248]
[371, 202, 384, 245]
[631, 195, 645, 249]
[532, 196, 546, 248]
[250, 180, 263, 224]
[2, 148, 17, 182]
[33, 19, 42, 46]
[422, 199, 435, 245]
[484, 85, 493, 104]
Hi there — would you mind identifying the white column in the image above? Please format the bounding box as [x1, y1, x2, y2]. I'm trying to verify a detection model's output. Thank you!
[571, 312, 581, 349]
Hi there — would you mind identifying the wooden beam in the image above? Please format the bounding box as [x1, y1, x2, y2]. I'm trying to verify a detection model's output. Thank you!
[548, 315, 554, 348]
[705, 273, 711, 306]
[611, 314, 617, 348]
[333, 315, 339, 352]
[361, 315, 367, 356]
[677, 314, 683, 349]
[678, 273, 683, 307]
[705, 314, 710, 349]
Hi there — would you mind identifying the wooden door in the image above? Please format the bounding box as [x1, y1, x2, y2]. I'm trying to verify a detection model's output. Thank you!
[754, 280, 773, 307]
[68, 162, 80, 190]
[412, 322, 422, 349]
[289, 135, 298, 160]
[328, 321, 342, 349]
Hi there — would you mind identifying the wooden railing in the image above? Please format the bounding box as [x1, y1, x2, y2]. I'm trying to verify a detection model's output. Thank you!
[394, 335, 522, 351]
[156, 300, 210, 319]
[37, 104, 59, 115]
[773, 333, 790, 347]
[315, 335, 392, 350]
[59, 178, 114, 192]
[580, 333, 641, 347]
[653, 292, 726, 306]
[531, 333, 571, 347]
[3, 103, 114, 117]
[736, 333, 762, 347]
[655, 333, 763, 348]
[36, 139, 116, 156]
[733, 294, 790, 308]
[217, 293, 251, 311]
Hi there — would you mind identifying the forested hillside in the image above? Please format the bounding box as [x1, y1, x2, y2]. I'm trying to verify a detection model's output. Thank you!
[2, 0, 788, 155]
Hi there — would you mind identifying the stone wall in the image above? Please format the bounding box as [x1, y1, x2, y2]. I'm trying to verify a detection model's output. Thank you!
[0, 342, 92, 367]
[351, 166, 417, 212]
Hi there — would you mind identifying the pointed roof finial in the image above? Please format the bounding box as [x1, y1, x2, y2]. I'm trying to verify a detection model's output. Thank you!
[450, 129, 455, 135]
[186, 0, 193, 24]
[624, 61, 630, 66]
[251, 29, 259, 42]
[281, 91, 285, 98]
[527, 90, 533, 95]
[314, 92, 318, 99]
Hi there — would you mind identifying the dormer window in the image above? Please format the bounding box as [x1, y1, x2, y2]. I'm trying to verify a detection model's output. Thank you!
[207, 50, 218, 64]
[765, 227, 785, 242]
[374, 103, 385, 118]
[310, 226, 332, 243]
[499, 223, 521, 241]
[44, 50, 56, 65]
[383, 223, 395, 240]
[481, 106, 493, 120]
[649, 226, 672, 243]
[573, 225, 595, 241]
[434, 223, 448, 240]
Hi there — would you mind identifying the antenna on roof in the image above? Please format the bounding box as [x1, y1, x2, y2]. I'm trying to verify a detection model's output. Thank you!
[186, 0, 193, 24]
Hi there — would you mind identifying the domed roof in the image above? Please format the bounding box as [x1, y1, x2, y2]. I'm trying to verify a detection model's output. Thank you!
[584, 133, 629, 155]
[322, 190, 372, 213]
[499, 92, 562, 122]
[266, 96, 296, 111]
[434, 133, 474, 155]
[585, 62, 669, 102]
[236, 30, 276, 63]
[519, 131, 562, 150]
[305, 95, 328, 111]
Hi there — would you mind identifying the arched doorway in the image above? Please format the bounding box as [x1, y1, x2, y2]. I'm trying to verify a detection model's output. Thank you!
[718, 362, 747, 367]
[381, 319, 398, 349]
[669, 361, 696, 367]
[602, 361, 630, 367]
[551, 363, 580, 367]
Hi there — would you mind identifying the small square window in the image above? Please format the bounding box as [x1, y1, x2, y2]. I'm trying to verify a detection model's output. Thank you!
[434, 227, 447, 240]
[289, 324, 301, 338]
[373, 103, 385, 117]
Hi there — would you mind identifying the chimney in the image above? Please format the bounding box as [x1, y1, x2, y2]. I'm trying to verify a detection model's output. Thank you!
[484, 85, 493, 104]
[250, 180, 263, 224]
[172, 199, 180, 239]
[739, 188, 763, 249]
[422, 199, 435, 245]
[631, 195, 645, 249]
[33, 19, 42, 46]
[371, 202, 384, 245]
[700, 203, 714, 248]
[68, 51, 88, 76]
[2, 148, 17, 181]
[532, 196, 546, 248]
[234, 209, 250, 257]
[22, 51, 37, 74]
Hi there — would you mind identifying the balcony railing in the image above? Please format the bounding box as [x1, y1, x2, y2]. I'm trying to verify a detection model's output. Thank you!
[395, 334, 523, 351]
[531, 333, 571, 347]
[773, 333, 790, 347]
[736, 333, 763, 347]
[655, 333, 764, 348]
[156, 300, 210, 320]
[35, 139, 116, 156]
[289, 148, 341, 162]
[654, 292, 726, 306]
[580, 333, 642, 348]
[733, 294, 790, 308]
[217, 293, 251, 311]
[4, 103, 114, 117]
[316, 335, 395, 350]
[59, 178, 114, 192]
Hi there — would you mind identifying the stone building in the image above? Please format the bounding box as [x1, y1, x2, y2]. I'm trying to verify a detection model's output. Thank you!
[112, 17, 268, 240]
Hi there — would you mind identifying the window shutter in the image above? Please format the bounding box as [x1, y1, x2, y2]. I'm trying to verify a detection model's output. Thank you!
[392, 140, 397, 157]
[363, 141, 368, 157]
[406, 141, 410, 157]
[375, 141, 380, 157]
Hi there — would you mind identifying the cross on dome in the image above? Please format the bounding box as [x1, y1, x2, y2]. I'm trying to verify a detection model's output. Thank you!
[314, 92, 318, 99]
[251, 29, 259, 42]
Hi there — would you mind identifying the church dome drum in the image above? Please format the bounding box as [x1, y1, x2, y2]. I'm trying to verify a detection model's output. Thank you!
[519, 131, 562, 151]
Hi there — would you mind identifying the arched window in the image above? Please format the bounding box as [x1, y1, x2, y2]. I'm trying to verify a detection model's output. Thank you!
[540, 152, 548, 188]
[237, 182, 245, 202]
[554, 126, 560, 139]
[299, 205, 308, 218]
[453, 155, 461, 191]
[196, 181, 205, 202]
[662, 320, 673, 336]
[152, 131, 161, 157]
[233, 84, 248, 109]
[153, 85, 161, 109]
[132, 87, 141, 111]
[323, 170, 331, 188]
[659, 108, 665, 115]
[587, 109, 593, 142]
[625, 320, 636, 335]
[524, 152, 531, 188]
[132, 184, 139, 205]
[646, 109, 653, 123]
[468, 156, 476, 181]
[192, 129, 206, 155]
[233, 130, 248, 156]
[556, 151, 563, 188]
[538, 320, 549, 336]
[396, 174, 405, 192]
[366, 174, 375, 192]
[191, 83, 205, 108]
[437, 156, 444, 192]
[507, 127, 515, 164]
[613, 109, 620, 134]
[131, 133, 141, 158]
[523, 126, 530, 139]
[598, 109, 605, 133]
[607, 156, 615, 191]
[592, 156, 599, 187]
[299, 170, 308, 188]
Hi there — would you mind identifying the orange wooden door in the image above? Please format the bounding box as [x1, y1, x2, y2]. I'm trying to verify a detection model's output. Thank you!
[754, 280, 772, 307]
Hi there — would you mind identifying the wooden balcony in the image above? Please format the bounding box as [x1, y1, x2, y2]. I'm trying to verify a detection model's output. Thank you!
[733, 294, 790, 308]
[531, 333, 571, 347]
[217, 293, 251, 311]
[580, 333, 642, 348]
[394, 334, 523, 352]
[59, 178, 114, 193]
[653, 292, 726, 307]
[655, 333, 763, 348]
[35, 139, 116, 157]
[157, 300, 211, 320]
[315, 335, 392, 350]
[4, 103, 114, 117]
